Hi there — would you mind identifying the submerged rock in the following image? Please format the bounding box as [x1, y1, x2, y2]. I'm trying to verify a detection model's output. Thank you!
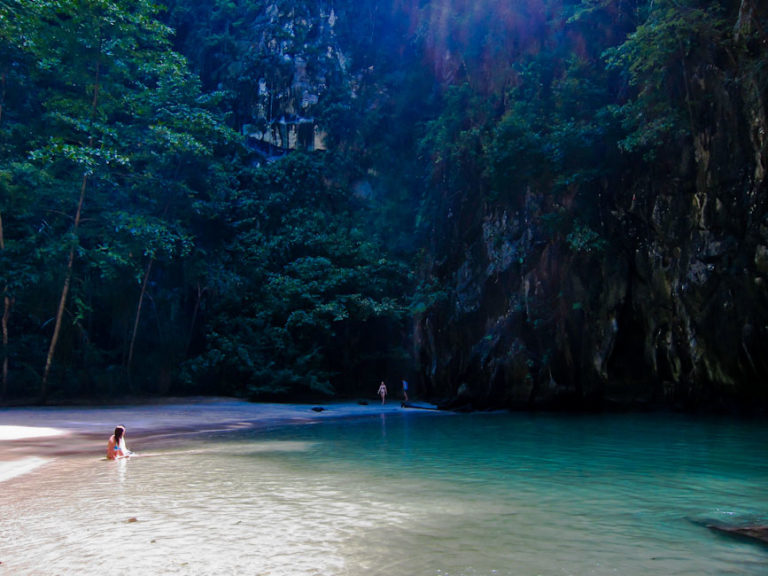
[705, 522, 768, 546]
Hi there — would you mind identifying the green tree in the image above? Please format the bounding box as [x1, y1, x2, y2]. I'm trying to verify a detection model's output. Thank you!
[604, 0, 726, 157]
[0, 0, 243, 399]
[184, 152, 410, 399]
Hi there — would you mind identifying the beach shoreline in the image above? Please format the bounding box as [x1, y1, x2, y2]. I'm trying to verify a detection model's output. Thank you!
[0, 396, 440, 482]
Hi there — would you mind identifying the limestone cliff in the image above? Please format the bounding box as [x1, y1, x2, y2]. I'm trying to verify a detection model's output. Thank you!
[166, 0, 768, 411]
[414, 2, 768, 412]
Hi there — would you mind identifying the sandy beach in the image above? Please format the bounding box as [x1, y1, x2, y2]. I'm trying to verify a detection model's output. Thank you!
[0, 396, 436, 483]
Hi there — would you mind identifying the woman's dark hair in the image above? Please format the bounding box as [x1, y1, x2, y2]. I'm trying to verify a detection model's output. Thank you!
[114, 425, 126, 443]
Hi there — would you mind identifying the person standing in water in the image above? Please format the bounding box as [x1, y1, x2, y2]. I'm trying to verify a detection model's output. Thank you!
[378, 381, 388, 404]
[106, 425, 132, 460]
[402, 379, 409, 403]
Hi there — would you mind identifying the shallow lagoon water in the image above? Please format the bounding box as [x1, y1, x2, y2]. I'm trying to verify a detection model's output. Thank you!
[2, 410, 768, 575]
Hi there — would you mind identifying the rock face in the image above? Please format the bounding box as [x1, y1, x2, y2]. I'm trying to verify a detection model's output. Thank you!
[235, 2, 344, 159]
[414, 7, 768, 412]
[705, 522, 768, 546]
[168, 0, 768, 411]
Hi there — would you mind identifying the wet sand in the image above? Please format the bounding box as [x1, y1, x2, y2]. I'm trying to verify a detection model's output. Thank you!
[0, 397, 432, 482]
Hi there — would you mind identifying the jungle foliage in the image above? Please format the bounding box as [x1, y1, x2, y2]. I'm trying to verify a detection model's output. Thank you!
[1, 0, 764, 403]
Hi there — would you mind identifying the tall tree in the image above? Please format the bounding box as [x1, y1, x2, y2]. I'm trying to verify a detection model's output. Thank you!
[604, 0, 726, 157]
[0, 0, 44, 399]
[1, 0, 241, 399]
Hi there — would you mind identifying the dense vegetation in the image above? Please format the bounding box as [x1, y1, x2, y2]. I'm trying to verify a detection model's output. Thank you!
[1, 0, 766, 410]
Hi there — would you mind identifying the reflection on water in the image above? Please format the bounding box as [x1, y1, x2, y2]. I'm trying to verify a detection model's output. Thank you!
[2, 412, 768, 575]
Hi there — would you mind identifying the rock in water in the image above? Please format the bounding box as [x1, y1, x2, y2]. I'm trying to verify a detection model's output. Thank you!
[706, 522, 768, 546]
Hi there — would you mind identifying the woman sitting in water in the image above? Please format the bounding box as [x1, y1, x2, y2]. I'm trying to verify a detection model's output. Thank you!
[106, 425, 132, 460]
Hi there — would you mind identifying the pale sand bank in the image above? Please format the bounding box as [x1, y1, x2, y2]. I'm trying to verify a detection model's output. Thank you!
[0, 397, 441, 482]
[0, 456, 53, 483]
[0, 425, 67, 440]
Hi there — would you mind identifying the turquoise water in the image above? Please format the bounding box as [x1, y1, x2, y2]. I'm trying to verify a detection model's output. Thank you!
[2, 411, 768, 575]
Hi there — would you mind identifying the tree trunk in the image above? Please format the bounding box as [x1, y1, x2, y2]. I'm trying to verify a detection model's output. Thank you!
[126, 257, 153, 380]
[2, 209, 10, 399]
[0, 71, 5, 125]
[2, 294, 11, 401]
[41, 46, 101, 401]
[41, 174, 88, 401]
[1, 72, 7, 400]
[184, 282, 207, 357]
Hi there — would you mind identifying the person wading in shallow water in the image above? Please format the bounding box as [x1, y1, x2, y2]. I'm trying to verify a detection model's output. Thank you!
[378, 381, 388, 405]
[106, 425, 132, 460]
